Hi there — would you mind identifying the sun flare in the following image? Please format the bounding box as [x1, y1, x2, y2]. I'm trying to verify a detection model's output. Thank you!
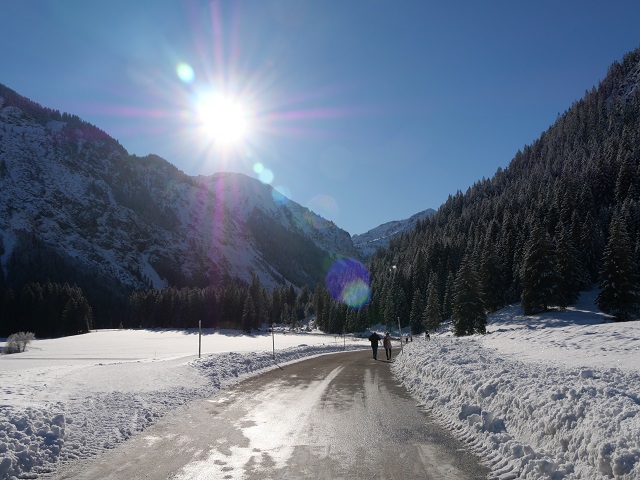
[196, 93, 251, 147]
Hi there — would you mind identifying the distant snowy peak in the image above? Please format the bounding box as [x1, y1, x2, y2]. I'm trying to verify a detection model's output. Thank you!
[352, 209, 435, 258]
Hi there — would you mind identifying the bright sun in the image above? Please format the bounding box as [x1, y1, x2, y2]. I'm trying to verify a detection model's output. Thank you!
[196, 93, 251, 147]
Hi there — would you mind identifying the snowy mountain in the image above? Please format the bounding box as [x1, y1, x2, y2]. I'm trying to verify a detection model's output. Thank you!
[352, 208, 435, 259]
[0, 84, 357, 299]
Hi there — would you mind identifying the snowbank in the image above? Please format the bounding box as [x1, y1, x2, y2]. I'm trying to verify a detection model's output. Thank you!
[392, 292, 640, 480]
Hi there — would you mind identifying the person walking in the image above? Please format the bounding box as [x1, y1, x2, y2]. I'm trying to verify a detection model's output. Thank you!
[383, 332, 393, 361]
[368, 331, 382, 360]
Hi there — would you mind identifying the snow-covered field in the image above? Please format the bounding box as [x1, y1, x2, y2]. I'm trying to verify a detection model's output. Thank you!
[0, 329, 367, 479]
[393, 290, 640, 479]
[2, 290, 639, 479]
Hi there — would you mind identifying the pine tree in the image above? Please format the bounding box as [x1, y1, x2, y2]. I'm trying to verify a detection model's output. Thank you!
[580, 212, 604, 284]
[442, 271, 455, 320]
[596, 213, 640, 320]
[203, 287, 218, 329]
[452, 255, 486, 336]
[423, 277, 442, 333]
[479, 231, 504, 313]
[521, 223, 562, 315]
[0, 235, 5, 288]
[409, 289, 425, 334]
[555, 225, 583, 308]
[383, 286, 396, 331]
[242, 292, 256, 333]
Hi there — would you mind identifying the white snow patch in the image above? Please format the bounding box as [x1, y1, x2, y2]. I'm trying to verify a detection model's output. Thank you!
[0, 329, 366, 478]
[393, 291, 640, 479]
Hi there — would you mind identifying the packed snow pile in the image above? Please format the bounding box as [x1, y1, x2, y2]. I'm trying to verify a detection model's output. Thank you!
[393, 291, 640, 480]
[0, 329, 366, 479]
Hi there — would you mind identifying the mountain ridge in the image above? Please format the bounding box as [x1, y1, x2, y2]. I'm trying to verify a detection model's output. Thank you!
[0, 85, 360, 318]
[352, 208, 436, 259]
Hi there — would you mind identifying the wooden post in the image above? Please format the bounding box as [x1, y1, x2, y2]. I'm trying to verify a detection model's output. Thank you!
[272, 323, 275, 359]
[398, 316, 403, 353]
[198, 320, 202, 359]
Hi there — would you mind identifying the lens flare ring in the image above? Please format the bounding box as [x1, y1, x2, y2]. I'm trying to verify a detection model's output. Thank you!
[325, 258, 371, 308]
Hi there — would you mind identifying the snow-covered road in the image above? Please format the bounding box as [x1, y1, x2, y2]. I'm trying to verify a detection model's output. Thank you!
[50, 350, 487, 480]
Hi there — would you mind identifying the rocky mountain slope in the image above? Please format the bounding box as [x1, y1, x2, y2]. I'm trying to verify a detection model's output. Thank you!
[0, 84, 358, 299]
[352, 208, 435, 259]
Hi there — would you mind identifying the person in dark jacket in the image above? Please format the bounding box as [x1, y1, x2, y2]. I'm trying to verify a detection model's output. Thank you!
[383, 332, 393, 360]
[368, 331, 382, 360]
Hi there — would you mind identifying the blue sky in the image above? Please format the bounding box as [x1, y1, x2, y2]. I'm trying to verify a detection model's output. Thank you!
[2, 1, 640, 235]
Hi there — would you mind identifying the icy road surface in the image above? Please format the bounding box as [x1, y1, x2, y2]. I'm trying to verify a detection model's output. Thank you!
[52, 350, 488, 479]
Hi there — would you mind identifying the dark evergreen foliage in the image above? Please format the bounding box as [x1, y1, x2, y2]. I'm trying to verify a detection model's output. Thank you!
[520, 223, 563, 315]
[4, 231, 127, 328]
[122, 280, 316, 332]
[409, 288, 425, 333]
[423, 277, 442, 333]
[452, 255, 486, 335]
[357, 48, 640, 335]
[596, 212, 640, 320]
[555, 225, 583, 307]
[0, 281, 92, 337]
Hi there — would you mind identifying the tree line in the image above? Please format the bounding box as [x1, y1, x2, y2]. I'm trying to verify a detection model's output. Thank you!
[124, 274, 313, 333]
[0, 281, 93, 337]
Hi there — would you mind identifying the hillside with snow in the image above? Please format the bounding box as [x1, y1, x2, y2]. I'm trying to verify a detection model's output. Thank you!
[1, 291, 639, 479]
[352, 208, 435, 259]
[0, 84, 357, 300]
[394, 291, 640, 480]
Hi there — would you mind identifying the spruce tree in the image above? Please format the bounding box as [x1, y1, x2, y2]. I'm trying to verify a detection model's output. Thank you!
[596, 213, 640, 320]
[480, 232, 504, 313]
[580, 212, 604, 284]
[555, 225, 583, 308]
[521, 223, 562, 315]
[442, 271, 455, 320]
[249, 273, 264, 327]
[384, 286, 396, 331]
[409, 289, 425, 334]
[242, 293, 256, 333]
[423, 277, 442, 333]
[0, 235, 4, 289]
[452, 255, 486, 336]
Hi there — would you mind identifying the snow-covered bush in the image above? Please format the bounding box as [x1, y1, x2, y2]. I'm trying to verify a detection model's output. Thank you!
[4, 332, 35, 354]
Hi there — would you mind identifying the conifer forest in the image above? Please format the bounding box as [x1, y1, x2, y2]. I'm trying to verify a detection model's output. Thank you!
[2, 49, 640, 338]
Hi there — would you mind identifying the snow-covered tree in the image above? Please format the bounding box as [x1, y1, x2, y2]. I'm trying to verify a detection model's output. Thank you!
[596, 213, 640, 321]
[555, 225, 583, 308]
[409, 289, 425, 334]
[442, 271, 455, 320]
[521, 223, 562, 315]
[423, 276, 442, 333]
[241, 293, 256, 333]
[4, 331, 35, 354]
[480, 230, 504, 313]
[452, 255, 485, 336]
